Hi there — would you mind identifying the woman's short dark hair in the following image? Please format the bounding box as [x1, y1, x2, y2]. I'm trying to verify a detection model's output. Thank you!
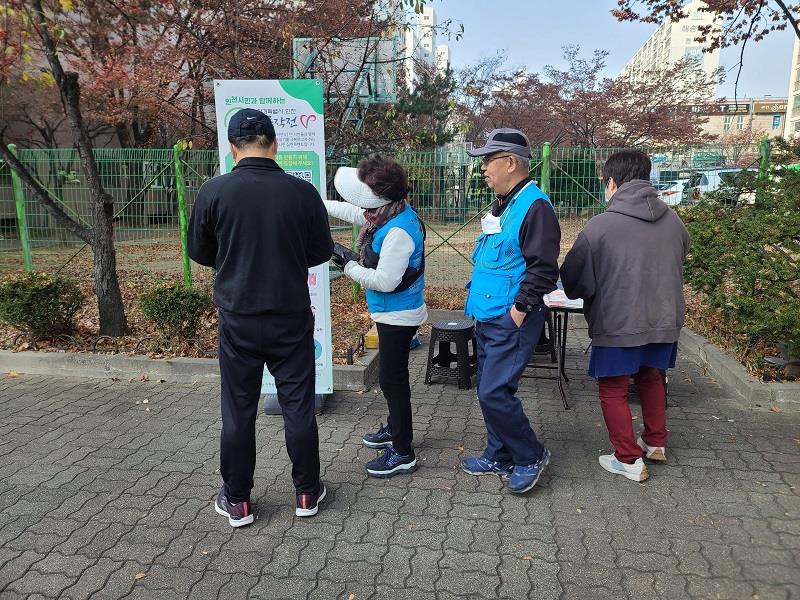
[602, 150, 651, 186]
[357, 154, 409, 202]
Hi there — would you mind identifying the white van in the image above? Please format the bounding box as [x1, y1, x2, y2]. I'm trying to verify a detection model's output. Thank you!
[658, 168, 756, 205]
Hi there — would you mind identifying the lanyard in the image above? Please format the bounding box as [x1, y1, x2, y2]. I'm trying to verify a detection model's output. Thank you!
[498, 180, 534, 230]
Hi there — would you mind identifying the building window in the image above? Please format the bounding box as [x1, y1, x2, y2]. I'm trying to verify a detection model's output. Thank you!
[794, 121, 800, 133]
[794, 95, 800, 110]
[684, 47, 703, 61]
[736, 115, 745, 130]
[723, 116, 733, 131]
[773, 115, 782, 129]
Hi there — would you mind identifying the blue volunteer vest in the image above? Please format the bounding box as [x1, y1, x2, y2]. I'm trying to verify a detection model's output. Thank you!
[365, 204, 425, 313]
[465, 181, 554, 321]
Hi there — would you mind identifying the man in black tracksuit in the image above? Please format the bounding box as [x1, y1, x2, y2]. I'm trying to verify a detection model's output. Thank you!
[188, 109, 333, 526]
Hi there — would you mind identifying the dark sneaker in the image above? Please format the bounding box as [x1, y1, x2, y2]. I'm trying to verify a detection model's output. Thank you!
[296, 481, 327, 518]
[362, 422, 393, 449]
[214, 488, 254, 527]
[507, 447, 551, 494]
[365, 447, 417, 478]
[460, 455, 514, 478]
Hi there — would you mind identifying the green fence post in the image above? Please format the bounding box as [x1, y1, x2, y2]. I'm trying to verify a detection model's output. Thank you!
[540, 142, 551, 197]
[8, 144, 33, 272]
[173, 141, 192, 288]
[349, 143, 361, 302]
[756, 137, 770, 209]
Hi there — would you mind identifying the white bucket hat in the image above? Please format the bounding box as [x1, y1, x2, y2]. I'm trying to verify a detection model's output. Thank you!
[334, 167, 392, 209]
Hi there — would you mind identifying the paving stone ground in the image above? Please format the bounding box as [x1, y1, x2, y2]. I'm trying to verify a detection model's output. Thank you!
[0, 319, 798, 600]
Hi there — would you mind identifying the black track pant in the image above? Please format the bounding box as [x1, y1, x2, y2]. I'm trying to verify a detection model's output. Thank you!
[218, 307, 319, 502]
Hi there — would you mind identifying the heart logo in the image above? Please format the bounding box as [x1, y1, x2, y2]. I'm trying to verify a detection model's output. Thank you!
[300, 114, 317, 129]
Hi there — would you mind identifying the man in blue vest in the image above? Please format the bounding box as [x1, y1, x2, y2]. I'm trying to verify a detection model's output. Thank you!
[461, 128, 561, 494]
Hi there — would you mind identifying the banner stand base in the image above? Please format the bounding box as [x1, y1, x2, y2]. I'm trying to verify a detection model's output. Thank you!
[262, 393, 329, 416]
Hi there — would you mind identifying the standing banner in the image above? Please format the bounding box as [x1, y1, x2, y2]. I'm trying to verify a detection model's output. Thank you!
[213, 79, 333, 395]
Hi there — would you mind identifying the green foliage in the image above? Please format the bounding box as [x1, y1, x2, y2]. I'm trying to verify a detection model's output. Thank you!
[681, 151, 800, 360]
[394, 68, 457, 149]
[138, 284, 212, 340]
[0, 272, 85, 335]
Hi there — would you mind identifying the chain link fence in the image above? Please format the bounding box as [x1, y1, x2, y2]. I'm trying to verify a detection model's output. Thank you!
[0, 143, 761, 289]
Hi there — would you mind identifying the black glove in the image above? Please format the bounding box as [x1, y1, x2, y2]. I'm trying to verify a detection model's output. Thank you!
[331, 242, 359, 270]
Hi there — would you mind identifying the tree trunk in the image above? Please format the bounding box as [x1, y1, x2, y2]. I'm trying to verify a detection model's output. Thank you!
[29, 0, 129, 335]
[92, 200, 128, 335]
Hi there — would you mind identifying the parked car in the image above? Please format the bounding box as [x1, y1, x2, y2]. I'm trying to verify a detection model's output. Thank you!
[657, 168, 756, 205]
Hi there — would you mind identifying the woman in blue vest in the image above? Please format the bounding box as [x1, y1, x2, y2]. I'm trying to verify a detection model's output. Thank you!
[325, 155, 427, 478]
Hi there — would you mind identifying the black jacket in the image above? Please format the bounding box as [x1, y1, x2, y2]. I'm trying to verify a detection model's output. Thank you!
[188, 157, 333, 314]
[560, 180, 689, 346]
[493, 177, 562, 308]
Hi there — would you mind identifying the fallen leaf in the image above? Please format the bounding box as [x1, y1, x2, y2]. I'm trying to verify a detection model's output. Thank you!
[142, 399, 149, 404]
[457, 445, 464, 453]
[201, 550, 208, 555]
[145, 407, 151, 412]
[134, 573, 147, 581]
[769, 405, 781, 413]
[6, 371, 18, 377]
[111, 377, 121, 382]
[158, 379, 166, 383]
[522, 556, 534, 560]
[347, 595, 356, 600]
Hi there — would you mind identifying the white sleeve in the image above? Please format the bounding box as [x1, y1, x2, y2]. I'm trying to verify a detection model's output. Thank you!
[323, 200, 366, 225]
[344, 228, 414, 293]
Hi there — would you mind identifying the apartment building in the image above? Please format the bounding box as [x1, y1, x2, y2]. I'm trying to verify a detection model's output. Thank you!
[620, 0, 721, 99]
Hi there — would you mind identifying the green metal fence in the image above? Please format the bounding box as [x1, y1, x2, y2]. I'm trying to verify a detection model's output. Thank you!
[0, 143, 762, 289]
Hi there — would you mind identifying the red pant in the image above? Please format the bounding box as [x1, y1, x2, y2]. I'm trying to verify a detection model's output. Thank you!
[598, 367, 667, 464]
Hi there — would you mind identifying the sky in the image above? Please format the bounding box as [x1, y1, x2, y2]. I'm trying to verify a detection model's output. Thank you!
[432, 0, 795, 100]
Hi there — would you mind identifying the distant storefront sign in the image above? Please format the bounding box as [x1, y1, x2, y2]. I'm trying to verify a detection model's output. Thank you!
[686, 103, 750, 115]
[754, 101, 788, 114]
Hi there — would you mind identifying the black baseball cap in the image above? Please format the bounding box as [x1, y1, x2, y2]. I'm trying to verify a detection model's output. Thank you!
[227, 108, 276, 141]
[467, 128, 531, 159]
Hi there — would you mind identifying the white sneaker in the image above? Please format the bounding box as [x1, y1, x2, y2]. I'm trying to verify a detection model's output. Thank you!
[598, 454, 649, 482]
[636, 437, 666, 462]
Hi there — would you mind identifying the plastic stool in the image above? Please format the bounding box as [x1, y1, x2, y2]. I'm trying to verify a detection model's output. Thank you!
[424, 319, 477, 389]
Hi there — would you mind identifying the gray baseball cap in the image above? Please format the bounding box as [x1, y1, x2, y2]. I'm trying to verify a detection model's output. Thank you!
[467, 128, 531, 159]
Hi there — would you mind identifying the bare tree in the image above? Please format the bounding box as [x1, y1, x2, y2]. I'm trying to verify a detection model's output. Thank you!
[479, 46, 718, 147]
[1, 0, 128, 335]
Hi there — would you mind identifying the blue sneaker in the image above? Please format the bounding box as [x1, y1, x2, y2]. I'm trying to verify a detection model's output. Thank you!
[507, 448, 551, 494]
[362, 422, 393, 449]
[365, 446, 417, 478]
[409, 335, 421, 350]
[460, 455, 514, 478]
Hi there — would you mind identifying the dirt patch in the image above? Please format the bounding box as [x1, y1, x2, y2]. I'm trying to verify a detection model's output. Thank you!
[0, 245, 373, 364]
[684, 287, 794, 382]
